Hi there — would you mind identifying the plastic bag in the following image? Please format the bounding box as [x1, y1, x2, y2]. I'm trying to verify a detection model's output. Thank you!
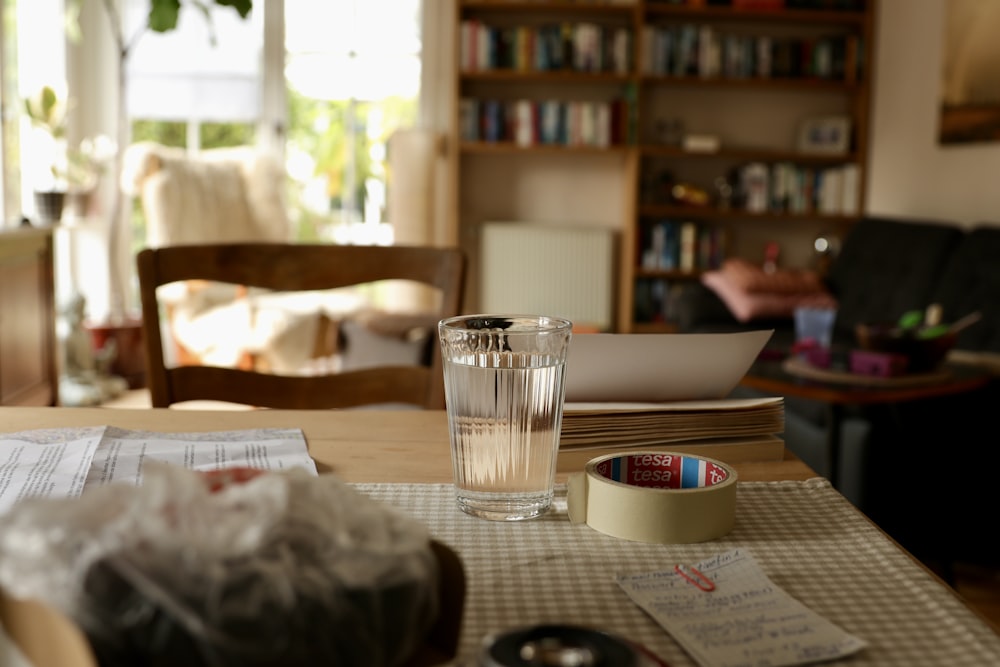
[0, 463, 440, 667]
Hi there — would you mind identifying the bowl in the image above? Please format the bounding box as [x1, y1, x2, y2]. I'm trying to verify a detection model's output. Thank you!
[854, 323, 956, 373]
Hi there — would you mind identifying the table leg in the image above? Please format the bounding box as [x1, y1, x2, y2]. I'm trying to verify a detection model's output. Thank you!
[826, 403, 843, 489]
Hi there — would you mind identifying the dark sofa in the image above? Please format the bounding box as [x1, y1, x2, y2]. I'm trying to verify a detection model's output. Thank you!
[679, 216, 1000, 353]
[677, 216, 1000, 568]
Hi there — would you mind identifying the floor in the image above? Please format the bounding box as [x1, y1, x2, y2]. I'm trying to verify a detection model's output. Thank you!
[101, 388, 1000, 634]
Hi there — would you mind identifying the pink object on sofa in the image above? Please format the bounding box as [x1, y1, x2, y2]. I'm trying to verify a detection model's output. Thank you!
[718, 258, 825, 293]
[701, 262, 838, 323]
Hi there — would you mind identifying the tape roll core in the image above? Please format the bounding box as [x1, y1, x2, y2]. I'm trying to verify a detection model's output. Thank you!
[567, 451, 737, 544]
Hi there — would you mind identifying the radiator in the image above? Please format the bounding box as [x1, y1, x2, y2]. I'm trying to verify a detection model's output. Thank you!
[480, 223, 616, 331]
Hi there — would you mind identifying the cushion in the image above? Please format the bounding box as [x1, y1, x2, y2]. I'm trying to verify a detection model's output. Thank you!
[701, 268, 837, 323]
[719, 258, 824, 294]
[339, 318, 433, 372]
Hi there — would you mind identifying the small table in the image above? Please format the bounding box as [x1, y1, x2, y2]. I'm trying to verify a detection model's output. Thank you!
[740, 353, 992, 488]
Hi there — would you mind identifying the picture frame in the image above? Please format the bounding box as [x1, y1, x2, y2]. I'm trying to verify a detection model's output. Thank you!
[797, 116, 851, 155]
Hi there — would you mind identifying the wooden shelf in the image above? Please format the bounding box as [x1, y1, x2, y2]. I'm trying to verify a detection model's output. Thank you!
[461, 1, 639, 17]
[640, 144, 858, 163]
[634, 267, 703, 280]
[451, 0, 877, 333]
[644, 4, 868, 25]
[638, 75, 860, 91]
[461, 141, 631, 154]
[638, 205, 860, 223]
[460, 70, 634, 83]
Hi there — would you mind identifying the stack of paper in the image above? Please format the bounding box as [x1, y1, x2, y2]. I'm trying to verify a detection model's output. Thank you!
[560, 396, 784, 461]
[561, 331, 783, 461]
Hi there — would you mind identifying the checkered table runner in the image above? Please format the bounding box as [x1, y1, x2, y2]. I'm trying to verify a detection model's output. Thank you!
[355, 479, 1000, 667]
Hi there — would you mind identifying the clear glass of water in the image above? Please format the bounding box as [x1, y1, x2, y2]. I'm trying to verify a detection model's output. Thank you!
[438, 314, 573, 521]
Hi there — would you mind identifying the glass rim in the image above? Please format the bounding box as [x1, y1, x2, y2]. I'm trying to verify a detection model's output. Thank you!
[438, 314, 574, 334]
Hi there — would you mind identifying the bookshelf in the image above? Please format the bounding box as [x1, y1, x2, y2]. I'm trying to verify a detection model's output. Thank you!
[451, 0, 876, 332]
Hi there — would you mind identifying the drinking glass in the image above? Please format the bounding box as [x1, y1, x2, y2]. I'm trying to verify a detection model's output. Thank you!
[794, 306, 837, 349]
[438, 314, 573, 521]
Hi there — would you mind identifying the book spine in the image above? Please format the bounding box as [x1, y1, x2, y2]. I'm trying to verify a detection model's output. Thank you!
[514, 99, 534, 147]
[679, 221, 698, 272]
[459, 98, 479, 142]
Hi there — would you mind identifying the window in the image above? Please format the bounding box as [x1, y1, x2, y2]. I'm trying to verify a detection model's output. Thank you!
[0, 0, 21, 223]
[2, 0, 428, 323]
[284, 0, 421, 244]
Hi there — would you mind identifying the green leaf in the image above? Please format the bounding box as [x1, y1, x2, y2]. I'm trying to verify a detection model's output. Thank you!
[148, 0, 182, 32]
[147, 1, 253, 37]
[897, 310, 924, 330]
[916, 324, 949, 339]
[215, 0, 253, 19]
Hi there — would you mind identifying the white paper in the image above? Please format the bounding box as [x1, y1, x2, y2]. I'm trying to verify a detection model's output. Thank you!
[85, 426, 318, 487]
[617, 548, 867, 667]
[564, 331, 773, 402]
[0, 427, 317, 514]
[0, 427, 105, 514]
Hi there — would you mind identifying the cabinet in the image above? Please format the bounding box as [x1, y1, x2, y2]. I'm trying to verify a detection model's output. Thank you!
[0, 226, 57, 406]
[451, 0, 876, 332]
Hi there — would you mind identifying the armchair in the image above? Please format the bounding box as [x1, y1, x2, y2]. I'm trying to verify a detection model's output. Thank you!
[123, 142, 443, 378]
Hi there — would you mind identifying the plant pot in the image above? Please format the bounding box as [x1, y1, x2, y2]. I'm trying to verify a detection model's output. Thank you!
[85, 318, 146, 389]
[33, 190, 66, 225]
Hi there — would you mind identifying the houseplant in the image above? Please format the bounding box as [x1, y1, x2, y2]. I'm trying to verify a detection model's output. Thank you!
[23, 85, 115, 224]
[22, 84, 69, 223]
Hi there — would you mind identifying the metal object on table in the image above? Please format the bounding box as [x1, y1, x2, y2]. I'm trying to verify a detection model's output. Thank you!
[477, 624, 639, 667]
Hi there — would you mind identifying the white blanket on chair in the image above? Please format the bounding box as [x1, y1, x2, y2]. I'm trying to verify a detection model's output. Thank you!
[122, 141, 292, 247]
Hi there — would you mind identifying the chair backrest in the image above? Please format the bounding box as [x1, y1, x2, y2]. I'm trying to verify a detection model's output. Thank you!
[137, 243, 466, 409]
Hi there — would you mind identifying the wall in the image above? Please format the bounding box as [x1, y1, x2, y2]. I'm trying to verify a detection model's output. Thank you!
[868, 0, 1000, 226]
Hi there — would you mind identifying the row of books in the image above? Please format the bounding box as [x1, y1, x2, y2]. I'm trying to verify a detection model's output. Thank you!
[639, 219, 727, 273]
[459, 98, 631, 147]
[640, 24, 854, 80]
[736, 162, 859, 216]
[459, 20, 633, 74]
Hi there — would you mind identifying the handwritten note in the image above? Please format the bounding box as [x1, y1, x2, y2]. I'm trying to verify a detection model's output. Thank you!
[616, 548, 866, 667]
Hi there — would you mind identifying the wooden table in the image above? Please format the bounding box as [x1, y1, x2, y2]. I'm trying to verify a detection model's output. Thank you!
[0, 406, 815, 484]
[3, 406, 999, 667]
[740, 357, 992, 487]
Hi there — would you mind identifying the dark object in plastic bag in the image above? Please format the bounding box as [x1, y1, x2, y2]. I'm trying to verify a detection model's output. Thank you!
[82, 551, 432, 667]
[0, 539, 465, 667]
[0, 464, 462, 667]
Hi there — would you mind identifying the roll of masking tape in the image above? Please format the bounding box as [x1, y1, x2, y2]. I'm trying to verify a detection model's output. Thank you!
[567, 451, 737, 544]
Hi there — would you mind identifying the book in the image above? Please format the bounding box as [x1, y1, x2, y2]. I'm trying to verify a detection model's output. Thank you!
[514, 99, 534, 147]
[840, 163, 859, 214]
[679, 221, 698, 272]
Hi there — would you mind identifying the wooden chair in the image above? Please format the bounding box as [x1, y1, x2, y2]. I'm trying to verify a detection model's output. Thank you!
[137, 243, 465, 409]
